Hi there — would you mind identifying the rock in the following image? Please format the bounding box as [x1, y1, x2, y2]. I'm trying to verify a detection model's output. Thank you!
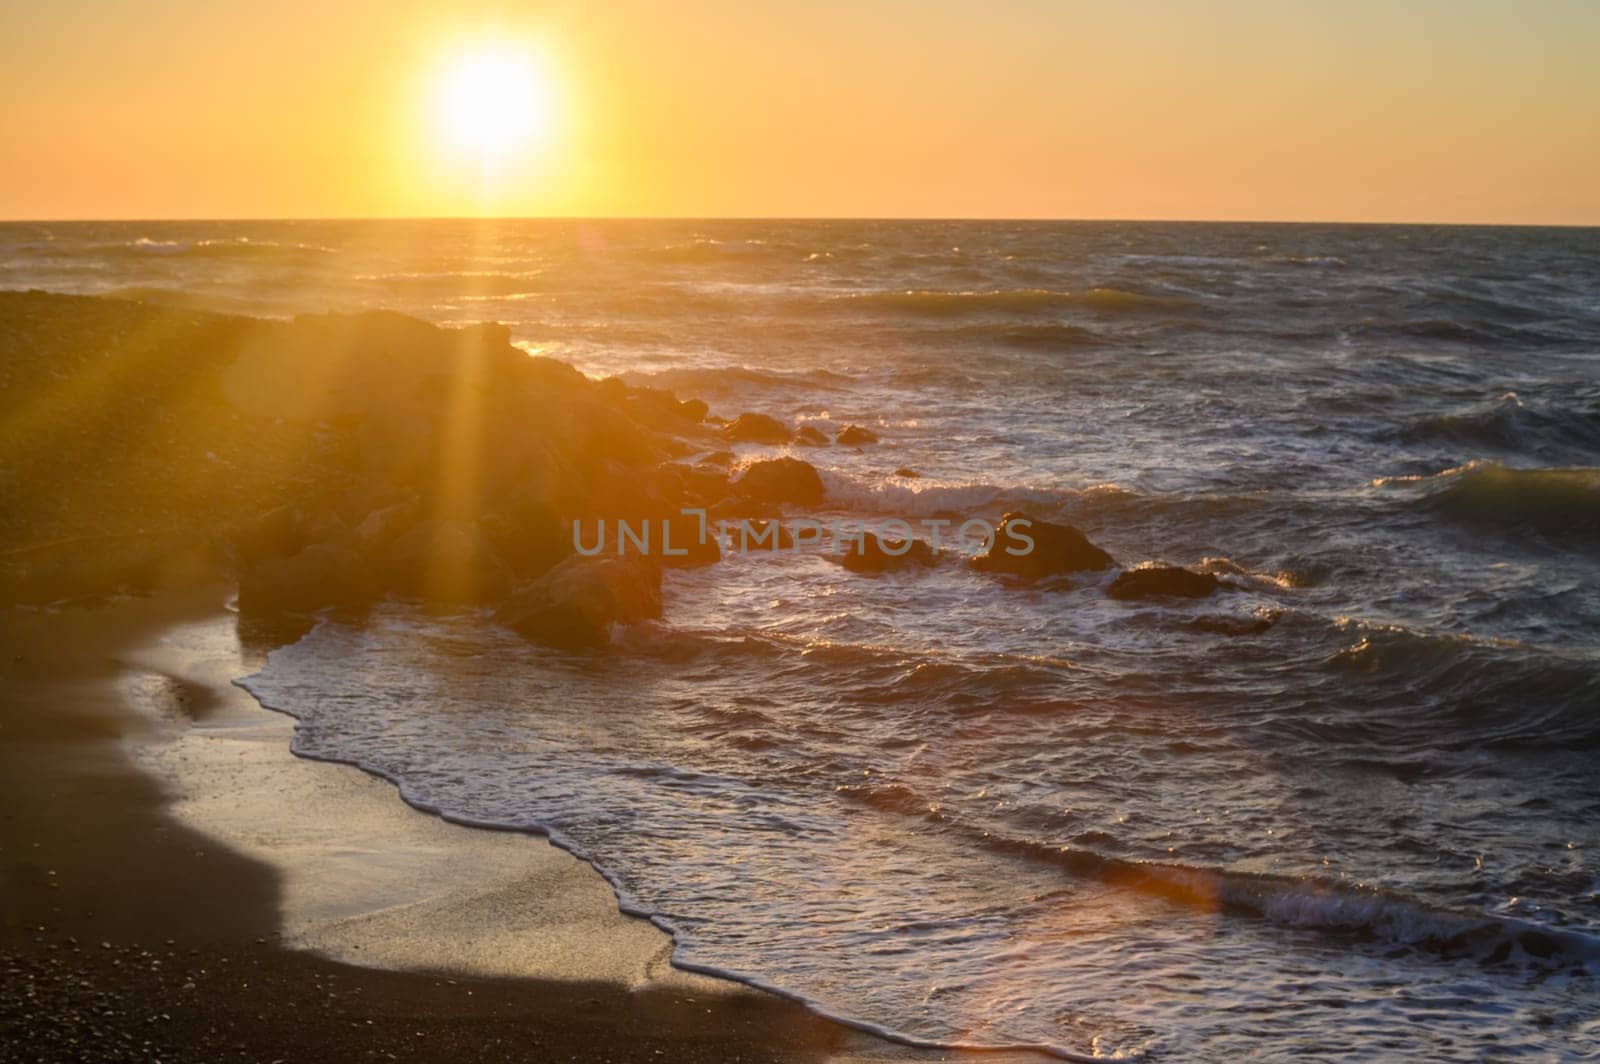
[794, 425, 830, 447]
[730, 518, 796, 550]
[894, 467, 921, 479]
[493, 555, 662, 649]
[969, 512, 1115, 580]
[1107, 564, 1220, 600]
[835, 425, 879, 445]
[382, 520, 513, 604]
[230, 505, 308, 563]
[735, 457, 826, 506]
[1188, 612, 1278, 636]
[238, 543, 379, 614]
[706, 496, 779, 524]
[656, 461, 732, 509]
[620, 388, 709, 431]
[723, 412, 791, 444]
[655, 516, 722, 568]
[478, 507, 567, 581]
[350, 500, 422, 557]
[837, 532, 938, 573]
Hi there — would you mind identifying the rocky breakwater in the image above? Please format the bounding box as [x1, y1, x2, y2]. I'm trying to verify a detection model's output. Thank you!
[0, 291, 832, 648]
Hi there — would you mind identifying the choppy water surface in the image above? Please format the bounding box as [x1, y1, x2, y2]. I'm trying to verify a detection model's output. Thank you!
[8, 220, 1600, 1059]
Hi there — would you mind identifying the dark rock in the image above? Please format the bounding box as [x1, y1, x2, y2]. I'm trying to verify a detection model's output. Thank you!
[1187, 612, 1278, 636]
[1108, 565, 1220, 600]
[656, 462, 732, 509]
[735, 457, 826, 506]
[707, 496, 779, 524]
[835, 425, 879, 445]
[478, 505, 568, 581]
[730, 518, 796, 550]
[655, 516, 722, 568]
[970, 512, 1115, 581]
[794, 425, 829, 447]
[837, 532, 938, 573]
[230, 505, 308, 564]
[894, 467, 921, 479]
[238, 543, 378, 615]
[382, 521, 514, 604]
[620, 388, 710, 431]
[350, 500, 422, 558]
[493, 555, 662, 649]
[723, 412, 792, 444]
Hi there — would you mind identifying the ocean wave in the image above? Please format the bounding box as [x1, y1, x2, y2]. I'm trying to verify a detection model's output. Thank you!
[635, 237, 809, 265]
[1321, 618, 1600, 750]
[811, 470, 1295, 543]
[86, 236, 337, 260]
[1376, 460, 1600, 534]
[829, 784, 1600, 972]
[813, 470, 1096, 519]
[1349, 317, 1579, 349]
[833, 287, 1199, 317]
[1257, 253, 1348, 268]
[1392, 393, 1600, 459]
[945, 321, 1111, 350]
[362, 270, 545, 297]
[624, 363, 855, 395]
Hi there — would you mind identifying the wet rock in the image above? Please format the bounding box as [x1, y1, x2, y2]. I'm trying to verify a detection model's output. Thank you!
[722, 412, 791, 444]
[1187, 612, 1278, 636]
[706, 496, 779, 524]
[729, 518, 797, 550]
[654, 516, 722, 568]
[894, 467, 921, 479]
[238, 543, 379, 614]
[656, 461, 732, 509]
[837, 532, 938, 573]
[969, 512, 1115, 580]
[794, 425, 830, 447]
[478, 505, 568, 582]
[493, 554, 662, 649]
[230, 505, 308, 563]
[735, 457, 826, 506]
[349, 499, 422, 558]
[1107, 564, 1220, 600]
[382, 521, 514, 605]
[620, 388, 710, 431]
[835, 424, 879, 445]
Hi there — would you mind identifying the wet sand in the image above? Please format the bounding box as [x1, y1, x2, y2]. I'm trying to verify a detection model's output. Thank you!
[0, 588, 974, 1063]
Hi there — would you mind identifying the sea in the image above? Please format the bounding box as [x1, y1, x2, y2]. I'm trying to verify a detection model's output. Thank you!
[5, 219, 1599, 1060]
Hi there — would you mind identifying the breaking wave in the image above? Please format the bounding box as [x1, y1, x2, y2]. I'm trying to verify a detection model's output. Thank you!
[1378, 461, 1600, 533]
[833, 287, 1199, 317]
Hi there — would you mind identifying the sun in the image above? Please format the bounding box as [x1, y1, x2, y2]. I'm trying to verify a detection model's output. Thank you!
[435, 47, 551, 164]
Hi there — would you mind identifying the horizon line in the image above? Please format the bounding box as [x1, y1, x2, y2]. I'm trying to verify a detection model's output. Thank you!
[3, 214, 1598, 230]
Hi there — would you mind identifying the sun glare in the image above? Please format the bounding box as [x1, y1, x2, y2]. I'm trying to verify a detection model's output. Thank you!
[436, 47, 551, 165]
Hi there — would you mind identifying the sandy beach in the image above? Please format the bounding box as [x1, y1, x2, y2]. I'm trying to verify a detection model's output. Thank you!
[0, 587, 993, 1063]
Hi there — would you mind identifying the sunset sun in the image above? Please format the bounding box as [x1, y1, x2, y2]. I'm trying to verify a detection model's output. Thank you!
[435, 47, 551, 164]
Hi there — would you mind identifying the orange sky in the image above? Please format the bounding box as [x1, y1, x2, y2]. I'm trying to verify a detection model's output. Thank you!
[3, 0, 1598, 223]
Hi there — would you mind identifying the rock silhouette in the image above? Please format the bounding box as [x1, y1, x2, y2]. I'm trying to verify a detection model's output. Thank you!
[969, 512, 1115, 581]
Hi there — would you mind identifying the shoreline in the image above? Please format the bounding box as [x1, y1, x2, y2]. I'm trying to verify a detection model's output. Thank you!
[0, 588, 971, 1063]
